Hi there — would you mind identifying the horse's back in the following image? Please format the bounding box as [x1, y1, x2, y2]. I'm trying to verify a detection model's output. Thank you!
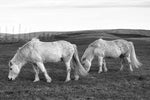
[56, 40, 74, 57]
[90, 38, 131, 58]
[90, 38, 118, 50]
[20, 39, 74, 62]
[89, 38, 104, 47]
[91, 38, 130, 50]
[38, 40, 74, 62]
[113, 39, 130, 54]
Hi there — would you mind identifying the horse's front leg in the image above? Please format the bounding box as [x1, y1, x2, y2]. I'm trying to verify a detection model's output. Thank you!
[98, 57, 103, 73]
[36, 62, 52, 83]
[126, 56, 133, 71]
[32, 63, 40, 82]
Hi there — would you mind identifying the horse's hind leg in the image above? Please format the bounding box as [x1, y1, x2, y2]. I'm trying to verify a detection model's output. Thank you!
[120, 58, 125, 71]
[64, 58, 72, 82]
[70, 61, 79, 81]
[98, 57, 103, 73]
[32, 63, 40, 82]
[126, 55, 133, 71]
[74, 71, 79, 81]
[74, 66, 79, 81]
[103, 59, 108, 72]
[36, 62, 52, 83]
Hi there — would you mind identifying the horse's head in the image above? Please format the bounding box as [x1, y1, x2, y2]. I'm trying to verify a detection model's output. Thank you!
[8, 41, 31, 81]
[8, 51, 26, 81]
[81, 57, 92, 72]
[81, 47, 95, 72]
[8, 60, 21, 81]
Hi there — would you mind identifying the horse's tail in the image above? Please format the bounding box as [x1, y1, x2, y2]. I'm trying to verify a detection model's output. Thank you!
[72, 44, 88, 76]
[129, 42, 142, 68]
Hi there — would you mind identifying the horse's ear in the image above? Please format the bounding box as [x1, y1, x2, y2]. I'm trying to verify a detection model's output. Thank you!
[8, 61, 10, 66]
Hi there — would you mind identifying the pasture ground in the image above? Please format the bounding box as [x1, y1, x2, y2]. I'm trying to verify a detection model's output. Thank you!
[0, 31, 150, 100]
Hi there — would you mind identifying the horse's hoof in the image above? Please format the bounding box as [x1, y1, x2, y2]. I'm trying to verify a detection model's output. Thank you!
[74, 76, 79, 81]
[104, 69, 108, 72]
[75, 78, 79, 81]
[65, 79, 71, 82]
[47, 79, 52, 83]
[130, 70, 133, 72]
[33, 79, 39, 82]
[120, 68, 123, 71]
[98, 71, 102, 73]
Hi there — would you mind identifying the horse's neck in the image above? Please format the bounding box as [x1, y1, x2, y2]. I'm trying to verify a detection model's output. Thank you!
[85, 47, 95, 62]
[13, 53, 26, 67]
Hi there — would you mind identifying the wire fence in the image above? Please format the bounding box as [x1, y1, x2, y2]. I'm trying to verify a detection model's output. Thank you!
[0, 32, 55, 44]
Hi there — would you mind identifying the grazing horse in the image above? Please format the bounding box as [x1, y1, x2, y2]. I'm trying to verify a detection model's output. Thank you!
[81, 38, 142, 73]
[8, 38, 88, 83]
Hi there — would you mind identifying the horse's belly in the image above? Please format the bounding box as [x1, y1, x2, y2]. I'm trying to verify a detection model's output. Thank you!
[43, 54, 61, 62]
[105, 48, 121, 58]
[40, 48, 62, 62]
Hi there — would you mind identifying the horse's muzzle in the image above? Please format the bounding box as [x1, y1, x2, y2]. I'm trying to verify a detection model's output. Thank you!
[8, 78, 13, 81]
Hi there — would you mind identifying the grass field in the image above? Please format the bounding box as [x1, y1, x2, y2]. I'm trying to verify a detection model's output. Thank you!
[0, 30, 150, 100]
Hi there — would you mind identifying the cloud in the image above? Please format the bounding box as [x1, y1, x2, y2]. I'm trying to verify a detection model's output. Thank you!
[0, 0, 150, 9]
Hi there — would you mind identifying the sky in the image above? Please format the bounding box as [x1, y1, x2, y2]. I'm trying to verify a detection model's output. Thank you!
[0, 0, 150, 33]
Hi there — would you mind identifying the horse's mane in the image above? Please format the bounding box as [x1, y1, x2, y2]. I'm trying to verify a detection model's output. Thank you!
[89, 38, 104, 48]
[83, 38, 104, 59]
[82, 42, 96, 61]
[14, 38, 40, 63]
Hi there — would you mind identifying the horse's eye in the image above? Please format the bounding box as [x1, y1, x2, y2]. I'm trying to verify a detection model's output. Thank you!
[82, 63, 85, 66]
[9, 61, 13, 66]
[10, 68, 12, 70]
[82, 58, 86, 62]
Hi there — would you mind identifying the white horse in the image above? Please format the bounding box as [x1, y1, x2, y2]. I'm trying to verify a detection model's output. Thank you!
[81, 38, 142, 73]
[8, 38, 88, 83]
